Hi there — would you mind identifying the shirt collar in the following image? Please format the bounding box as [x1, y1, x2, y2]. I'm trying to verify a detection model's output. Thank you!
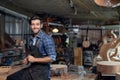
[29, 30, 44, 40]
[37, 30, 44, 39]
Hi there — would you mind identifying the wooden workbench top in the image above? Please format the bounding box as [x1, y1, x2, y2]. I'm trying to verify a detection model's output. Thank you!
[0, 64, 79, 80]
[0, 64, 97, 80]
[0, 65, 26, 80]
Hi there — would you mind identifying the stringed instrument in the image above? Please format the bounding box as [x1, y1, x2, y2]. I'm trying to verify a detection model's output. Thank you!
[82, 27, 91, 48]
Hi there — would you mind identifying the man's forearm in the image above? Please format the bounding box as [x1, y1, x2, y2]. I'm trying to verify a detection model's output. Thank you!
[34, 56, 53, 63]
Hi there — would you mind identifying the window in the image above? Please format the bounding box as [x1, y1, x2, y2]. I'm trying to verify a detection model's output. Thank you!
[5, 15, 30, 40]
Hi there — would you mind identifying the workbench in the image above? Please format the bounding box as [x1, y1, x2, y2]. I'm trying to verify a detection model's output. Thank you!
[0, 64, 79, 80]
[0, 64, 97, 80]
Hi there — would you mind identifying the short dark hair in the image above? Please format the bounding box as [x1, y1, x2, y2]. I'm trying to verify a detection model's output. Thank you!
[29, 16, 43, 24]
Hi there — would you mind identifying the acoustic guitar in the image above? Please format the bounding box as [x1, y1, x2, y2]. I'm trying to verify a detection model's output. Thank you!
[82, 27, 90, 48]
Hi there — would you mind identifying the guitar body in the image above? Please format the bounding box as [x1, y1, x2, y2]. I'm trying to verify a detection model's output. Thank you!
[82, 27, 90, 48]
[82, 36, 90, 48]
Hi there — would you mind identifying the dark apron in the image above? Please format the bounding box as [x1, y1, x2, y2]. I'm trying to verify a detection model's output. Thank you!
[7, 39, 50, 80]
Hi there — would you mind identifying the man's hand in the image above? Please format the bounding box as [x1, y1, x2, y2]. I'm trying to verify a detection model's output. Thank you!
[23, 58, 29, 65]
[27, 55, 36, 63]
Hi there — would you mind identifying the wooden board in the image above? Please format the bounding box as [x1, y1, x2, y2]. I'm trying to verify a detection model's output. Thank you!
[74, 47, 82, 66]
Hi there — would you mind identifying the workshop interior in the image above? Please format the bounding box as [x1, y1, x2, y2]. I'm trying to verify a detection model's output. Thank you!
[0, 0, 120, 80]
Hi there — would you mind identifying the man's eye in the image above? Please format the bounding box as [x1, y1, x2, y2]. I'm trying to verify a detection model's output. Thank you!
[36, 23, 40, 25]
[31, 24, 34, 26]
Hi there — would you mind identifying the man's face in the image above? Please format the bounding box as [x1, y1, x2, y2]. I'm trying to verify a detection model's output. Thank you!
[30, 19, 43, 34]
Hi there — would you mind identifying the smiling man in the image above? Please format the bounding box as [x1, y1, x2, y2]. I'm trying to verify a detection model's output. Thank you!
[7, 16, 56, 80]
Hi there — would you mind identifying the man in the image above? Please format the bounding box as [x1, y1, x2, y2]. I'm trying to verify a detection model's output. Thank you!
[7, 16, 56, 80]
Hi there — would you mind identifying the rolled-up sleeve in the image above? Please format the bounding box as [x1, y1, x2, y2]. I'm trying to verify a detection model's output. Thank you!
[43, 36, 56, 61]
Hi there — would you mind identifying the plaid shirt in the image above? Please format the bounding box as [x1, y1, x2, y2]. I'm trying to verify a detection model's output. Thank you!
[27, 30, 56, 61]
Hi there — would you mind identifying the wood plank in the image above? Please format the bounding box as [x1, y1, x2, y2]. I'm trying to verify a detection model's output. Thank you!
[74, 47, 82, 66]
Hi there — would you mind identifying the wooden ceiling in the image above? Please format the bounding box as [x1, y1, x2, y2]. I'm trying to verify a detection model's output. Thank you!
[0, 0, 120, 25]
